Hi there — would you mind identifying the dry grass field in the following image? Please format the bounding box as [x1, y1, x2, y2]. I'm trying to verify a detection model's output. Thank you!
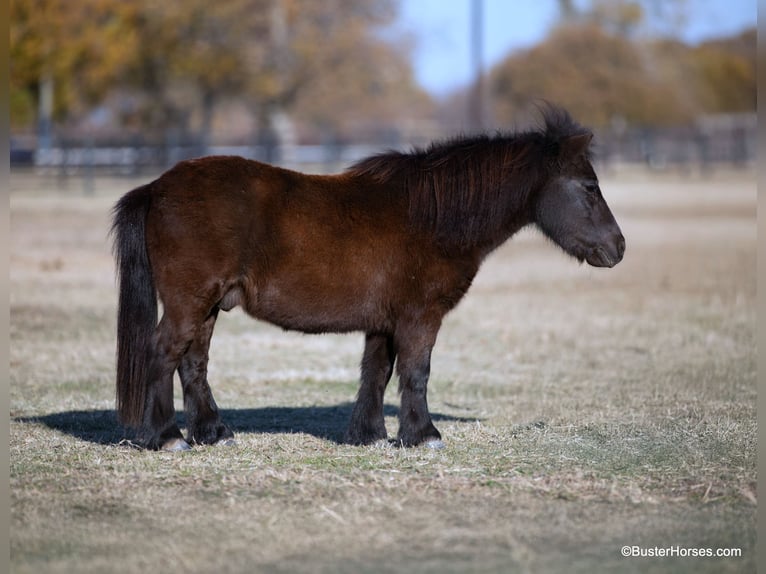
[10, 167, 756, 573]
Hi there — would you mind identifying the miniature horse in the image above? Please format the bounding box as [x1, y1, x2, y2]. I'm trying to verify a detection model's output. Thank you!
[111, 105, 625, 451]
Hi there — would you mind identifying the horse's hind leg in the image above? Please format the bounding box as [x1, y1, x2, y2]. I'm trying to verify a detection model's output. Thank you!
[178, 307, 234, 445]
[139, 312, 197, 451]
[344, 333, 396, 445]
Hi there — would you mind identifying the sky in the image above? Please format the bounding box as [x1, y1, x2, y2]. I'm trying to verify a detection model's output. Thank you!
[395, 0, 758, 97]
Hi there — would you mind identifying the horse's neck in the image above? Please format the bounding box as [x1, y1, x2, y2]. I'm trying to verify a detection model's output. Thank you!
[475, 216, 532, 261]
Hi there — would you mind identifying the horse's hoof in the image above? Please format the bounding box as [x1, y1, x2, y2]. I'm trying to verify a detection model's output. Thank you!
[425, 439, 446, 450]
[161, 438, 192, 452]
[217, 438, 237, 447]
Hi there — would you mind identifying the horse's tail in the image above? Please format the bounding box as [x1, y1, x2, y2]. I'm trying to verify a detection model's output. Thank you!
[110, 183, 157, 427]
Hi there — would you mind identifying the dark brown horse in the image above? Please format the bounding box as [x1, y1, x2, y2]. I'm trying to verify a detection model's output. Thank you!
[111, 105, 625, 451]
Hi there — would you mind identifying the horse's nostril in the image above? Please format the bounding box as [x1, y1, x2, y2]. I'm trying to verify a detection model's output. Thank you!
[616, 234, 626, 257]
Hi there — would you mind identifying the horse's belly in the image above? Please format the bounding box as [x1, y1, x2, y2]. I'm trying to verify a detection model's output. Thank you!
[246, 278, 387, 334]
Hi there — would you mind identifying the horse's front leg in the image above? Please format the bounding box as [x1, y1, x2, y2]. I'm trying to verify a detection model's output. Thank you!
[395, 322, 443, 448]
[344, 333, 396, 445]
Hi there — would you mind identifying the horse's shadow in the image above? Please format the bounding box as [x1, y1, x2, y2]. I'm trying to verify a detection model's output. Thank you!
[14, 404, 479, 446]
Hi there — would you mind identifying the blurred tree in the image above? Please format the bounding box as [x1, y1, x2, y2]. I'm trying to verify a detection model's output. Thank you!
[691, 29, 756, 113]
[557, 0, 577, 21]
[490, 24, 688, 128]
[122, 1, 269, 148]
[491, 1, 754, 129]
[557, 0, 645, 37]
[589, 0, 644, 37]
[11, 0, 429, 149]
[556, 0, 687, 38]
[280, 0, 431, 140]
[10, 0, 139, 132]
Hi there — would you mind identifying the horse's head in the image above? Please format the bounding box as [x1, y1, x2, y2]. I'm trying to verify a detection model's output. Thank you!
[534, 131, 625, 268]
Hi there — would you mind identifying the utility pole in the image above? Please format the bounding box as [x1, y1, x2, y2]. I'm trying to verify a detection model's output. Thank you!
[469, 0, 485, 132]
[37, 74, 53, 165]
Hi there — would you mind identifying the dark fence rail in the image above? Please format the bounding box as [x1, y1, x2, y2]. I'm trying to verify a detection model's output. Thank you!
[11, 113, 755, 176]
[10, 141, 389, 176]
[596, 114, 756, 169]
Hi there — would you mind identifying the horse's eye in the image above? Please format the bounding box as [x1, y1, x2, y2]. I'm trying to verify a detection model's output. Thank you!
[583, 182, 599, 195]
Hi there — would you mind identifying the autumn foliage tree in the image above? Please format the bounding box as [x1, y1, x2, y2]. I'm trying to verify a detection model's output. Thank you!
[10, 0, 430, 145]
[11, 0, 755, 143]
[691, 29, 757, 114]
[10, 0, 139, 128]
[489, 2, 755, 129]
[490, 23, 689, 128]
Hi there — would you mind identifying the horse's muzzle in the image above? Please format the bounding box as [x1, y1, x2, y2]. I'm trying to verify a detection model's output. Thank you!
[586, 233, 625, 268]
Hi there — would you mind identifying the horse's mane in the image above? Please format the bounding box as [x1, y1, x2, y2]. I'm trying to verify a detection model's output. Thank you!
[347, 105, 592, 249]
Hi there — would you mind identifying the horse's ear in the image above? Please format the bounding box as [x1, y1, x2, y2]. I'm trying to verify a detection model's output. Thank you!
[558, 132, 593, 159]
